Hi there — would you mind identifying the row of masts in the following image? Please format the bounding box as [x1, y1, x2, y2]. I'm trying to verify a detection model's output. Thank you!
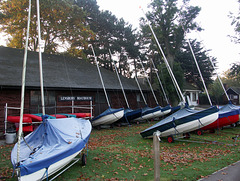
[17, 0, 231, 163]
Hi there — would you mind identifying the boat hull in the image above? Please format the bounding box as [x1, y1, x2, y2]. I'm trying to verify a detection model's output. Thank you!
[134, 106, 171, 121]
[160, 111, 218, 137]
[91, 108, 124, 126]
[140, 106, 218, 138]
[11, 118, 92, 180]
[202, 104, 240, 130]
[18, 150, 82, 181]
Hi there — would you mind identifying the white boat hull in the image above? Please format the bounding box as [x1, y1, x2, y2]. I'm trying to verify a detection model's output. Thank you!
[160, 111, 218, 137]
[135, 109, 171, 121]
[92, 109, 124, 126]
[19, 150, 82, 181]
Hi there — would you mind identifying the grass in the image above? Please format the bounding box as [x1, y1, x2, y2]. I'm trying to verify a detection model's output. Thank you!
[0, 122, 240, 181]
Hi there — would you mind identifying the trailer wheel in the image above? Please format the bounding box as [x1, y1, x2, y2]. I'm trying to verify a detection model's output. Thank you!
[167, 135, 174, 143]
[197, 130, 203, 136]
[82, 153, 87, 166]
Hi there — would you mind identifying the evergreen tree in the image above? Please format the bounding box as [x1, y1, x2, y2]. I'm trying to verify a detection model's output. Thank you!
[176, 39, 215, 89]
[76, 0, 139, 76]
[139, 0, 216, 104]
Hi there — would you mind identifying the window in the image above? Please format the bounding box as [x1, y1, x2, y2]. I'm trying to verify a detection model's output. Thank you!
[229, 94, 237, 100]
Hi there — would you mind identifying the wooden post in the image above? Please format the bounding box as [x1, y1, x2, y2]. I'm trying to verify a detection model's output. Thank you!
[153, 131, 160, 181]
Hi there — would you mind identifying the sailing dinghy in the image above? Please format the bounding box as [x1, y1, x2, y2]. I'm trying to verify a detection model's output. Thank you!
[11, 1, 92, 180]
[91, 107, 124, 126]
[133, 59, 171, 121]
[140, 106, 218, 139]
[90, 45, 124, 127]
[109, 50, 142, 125]
[202, 102, 239, 131]
[140, 8, 218, 141]
[184, 35, 240, 132]
[11, 117, 92, 180]
[200, 60, 240, 131]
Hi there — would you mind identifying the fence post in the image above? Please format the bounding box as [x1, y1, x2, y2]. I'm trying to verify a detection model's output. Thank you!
[153, 131, 161, 181]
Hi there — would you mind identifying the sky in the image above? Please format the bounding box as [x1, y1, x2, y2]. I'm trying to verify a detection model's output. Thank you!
[0, 0, 239, 74]
[96, 0, 240, 74]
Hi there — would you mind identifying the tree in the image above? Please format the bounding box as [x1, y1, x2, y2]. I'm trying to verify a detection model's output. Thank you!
[222, 62, 240, 87]
[140, 0, 202, 67]
[229, 1, 240, 44]
[176, 39, 215, 89]
[156, 61, 185, 105]
[0, 0, 93, 54]
[76, 0, 140, 76]
[139, 0, 215, 104]
[228, 62, 240, 80]
[208, 78, 225, 105]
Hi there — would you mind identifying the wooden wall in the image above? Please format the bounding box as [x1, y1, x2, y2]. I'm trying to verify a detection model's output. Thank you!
[0, 88, 156, 135]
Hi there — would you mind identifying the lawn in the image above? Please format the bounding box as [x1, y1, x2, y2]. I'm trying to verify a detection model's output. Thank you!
[0, 122, 240, 181]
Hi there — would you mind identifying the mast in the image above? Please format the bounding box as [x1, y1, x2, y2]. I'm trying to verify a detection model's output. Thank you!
[139, 59, 159, 105]
[149, 58, 170, 104]
[209, 59, 230, 101]
[178, 11, 213, 106]
[90, 45, 111, 107]
[140, 8, 185, 103]
[186, 39, 213, 106]
[36, 0, 45, 115]
[109, 49, 130, 108]
[17, 0, 32, 163]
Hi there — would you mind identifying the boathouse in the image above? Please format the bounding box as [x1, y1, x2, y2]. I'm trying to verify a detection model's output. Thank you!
[0, 46, 158, 135]
[226, 87, 240, 105]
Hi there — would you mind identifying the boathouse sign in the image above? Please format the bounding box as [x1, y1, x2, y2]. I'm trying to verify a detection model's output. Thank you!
[59, 96, 93, 102]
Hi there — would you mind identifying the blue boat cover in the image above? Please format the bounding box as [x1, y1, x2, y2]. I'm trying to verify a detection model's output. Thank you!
[11, 117, 92, 177]
[119, 108, 142, 123]
[218, 103, 240, 118]
[91, 107, 124, 122]
[171, 105, 181, 112]
[140, 106, 218, 138]
[161, 104, 172, 112]
[141, 106, 161, 116]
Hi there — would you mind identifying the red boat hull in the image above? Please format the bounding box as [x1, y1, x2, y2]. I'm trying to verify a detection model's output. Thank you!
[202, 114, 239, 130]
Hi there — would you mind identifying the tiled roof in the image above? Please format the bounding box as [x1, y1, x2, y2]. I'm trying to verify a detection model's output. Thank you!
[0, 46, 148, 91]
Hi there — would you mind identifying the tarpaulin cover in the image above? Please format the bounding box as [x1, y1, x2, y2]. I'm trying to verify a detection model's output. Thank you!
[161, 104, 172, 112]
[218, 103, 240, 118]
[140, 106, 218, 138]
[91, 107, 124, 122]
[120, 108, 142, 123]
[141, 105, 171, 117]
[202, 103, 240, 130]
[11, 117, 92, 177]
[171, 105, 181, 113]
[141, 106, 161, 116]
